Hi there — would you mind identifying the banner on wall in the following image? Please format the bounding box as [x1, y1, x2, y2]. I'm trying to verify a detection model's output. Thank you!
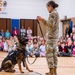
[0, 0, 7, 14]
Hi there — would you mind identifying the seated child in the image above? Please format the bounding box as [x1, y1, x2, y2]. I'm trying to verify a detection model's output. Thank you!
[39, 40, 46, 57]
[32, 42, 40, 57]
[26, 40, 33, 56]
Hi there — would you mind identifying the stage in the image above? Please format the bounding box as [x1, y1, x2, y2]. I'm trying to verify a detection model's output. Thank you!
[0, 52, 75, 75]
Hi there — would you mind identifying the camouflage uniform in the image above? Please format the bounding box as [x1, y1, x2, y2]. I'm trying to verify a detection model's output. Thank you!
[42, 9, 59, 68]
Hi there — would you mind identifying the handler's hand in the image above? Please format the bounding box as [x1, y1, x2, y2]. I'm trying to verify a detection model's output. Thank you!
[37, 16, 43, 21]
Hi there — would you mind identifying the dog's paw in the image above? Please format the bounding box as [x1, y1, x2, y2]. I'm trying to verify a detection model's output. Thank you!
[29, 70, 33, 72]
[13, 70, 15, 72]
[8, 70, 15, 73]
[21, 71, 24, 73]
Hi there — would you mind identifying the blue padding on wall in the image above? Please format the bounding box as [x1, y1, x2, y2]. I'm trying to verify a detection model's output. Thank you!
[70, 20, 73, 30]
[11, 19, 20, 32]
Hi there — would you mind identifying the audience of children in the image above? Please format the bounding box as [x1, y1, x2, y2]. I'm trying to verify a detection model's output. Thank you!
[57, 23, 75, 57]
[57, 42, 71, 57]
[0, 24, 75, 57]
[26, 37, 45, 57]
[0, 34, 46, 57]
[57, 34, 75, 57]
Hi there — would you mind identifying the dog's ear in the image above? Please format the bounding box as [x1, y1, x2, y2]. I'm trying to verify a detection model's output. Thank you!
[18, 37, 28, 46]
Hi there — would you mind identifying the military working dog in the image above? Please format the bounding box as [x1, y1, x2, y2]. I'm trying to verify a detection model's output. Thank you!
[0, 37, 33, 73]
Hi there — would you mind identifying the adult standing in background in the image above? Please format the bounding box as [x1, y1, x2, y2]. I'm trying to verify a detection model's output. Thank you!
[20, 26, 26, 37]
[65, 24, 72, 37]
[27, 27, 32, 39]
[12, 27, 19, 36]
[37, 1, 59, 75]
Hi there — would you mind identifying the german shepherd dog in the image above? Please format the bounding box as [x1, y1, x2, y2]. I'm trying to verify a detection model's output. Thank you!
[0, 37, 33, 73]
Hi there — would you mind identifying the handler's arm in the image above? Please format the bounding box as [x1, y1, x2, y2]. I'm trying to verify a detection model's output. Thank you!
[42, 13, 58, 27]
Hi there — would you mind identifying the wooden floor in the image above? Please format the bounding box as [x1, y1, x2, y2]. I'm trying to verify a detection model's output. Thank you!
[0, 52, 75, 75]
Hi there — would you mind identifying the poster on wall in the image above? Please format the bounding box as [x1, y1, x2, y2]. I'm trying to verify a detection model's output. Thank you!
[0, 0, 7, 14]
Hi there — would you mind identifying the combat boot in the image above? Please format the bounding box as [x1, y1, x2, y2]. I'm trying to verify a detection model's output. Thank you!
[50, 68, 55, 75]
[45, 68, 55, 75]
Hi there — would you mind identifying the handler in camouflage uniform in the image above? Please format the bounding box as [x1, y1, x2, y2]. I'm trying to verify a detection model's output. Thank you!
[37, 1, 59, 75]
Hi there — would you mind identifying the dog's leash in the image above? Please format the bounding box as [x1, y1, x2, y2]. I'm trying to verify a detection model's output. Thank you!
[26, 20, 44, 65]
[26, 56, 37, 65]
[37, 20, 44, 38]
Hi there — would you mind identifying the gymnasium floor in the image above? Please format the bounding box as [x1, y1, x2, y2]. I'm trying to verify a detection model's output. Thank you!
[0, 52, 75, 75]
